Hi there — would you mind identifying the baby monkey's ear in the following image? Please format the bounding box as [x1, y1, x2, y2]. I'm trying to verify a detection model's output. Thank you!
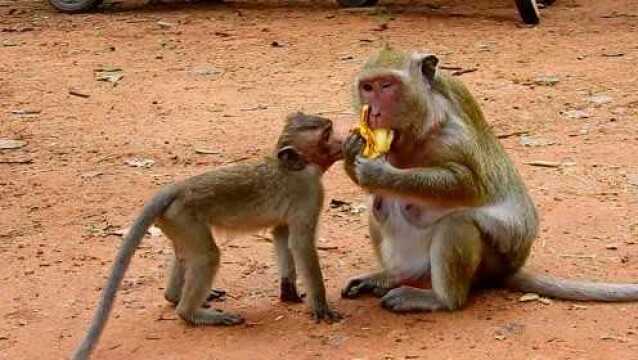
[277, 146, 306, 171]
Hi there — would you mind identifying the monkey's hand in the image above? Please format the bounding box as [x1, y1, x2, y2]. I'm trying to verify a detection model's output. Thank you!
[354, 156, 394, 190]
[343, 131, 366, 184]
[342, 271, 398, 299]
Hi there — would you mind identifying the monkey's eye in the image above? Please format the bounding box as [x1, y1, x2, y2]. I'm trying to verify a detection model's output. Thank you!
[381, 82, 393, 89]
[361, 83, 373, 92]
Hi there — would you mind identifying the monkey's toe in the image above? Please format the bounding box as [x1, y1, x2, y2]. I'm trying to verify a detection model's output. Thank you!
[280, 278, 304, 303]
[206, 288, 227, 302]
[380, 288, 445, 313]
[311, 305, 343, 324]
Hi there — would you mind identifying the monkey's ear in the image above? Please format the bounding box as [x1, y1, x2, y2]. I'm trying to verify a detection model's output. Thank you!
[277, 146, 306, 171]
[420, 54, 439, 83]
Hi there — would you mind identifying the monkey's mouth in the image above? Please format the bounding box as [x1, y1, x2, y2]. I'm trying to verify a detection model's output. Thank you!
[331, 148, 345, 161]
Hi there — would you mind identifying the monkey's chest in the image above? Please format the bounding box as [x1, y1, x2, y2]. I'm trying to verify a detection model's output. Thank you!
[372, 196, 459, 279]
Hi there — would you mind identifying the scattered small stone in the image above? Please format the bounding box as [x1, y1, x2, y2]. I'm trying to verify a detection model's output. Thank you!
[145, 334, 161, 340]
[605, 244, 619, 250]
[532, 75, 560, 86]
[519, 135, 555, 147]
[80, 171, 104, 179]
[626, 174, 638, 187]
[602, 52, 624, 57]
[125, 158, 155, 168]
[109, 226, 161, 238]
[95, 67, 124, 85]
[0, 334, 8, 341]
[240, 105, 268, 112]
[494, 322, 525, 341]
[519, 293, 540, 302]
[275, 315, 284, 321]
[271, 41, 284, 48]
[148, 226, 162, 237]
[600, 335, 628, 343]
[0, 139, 27, 150]
[562, 109, 591, 119]
[538, 297, 552, 305]
[192, 66, 224, 76]
[586, 95, 613, 105]
[11, 109, 41, 117]
[157, 21, 174, 29]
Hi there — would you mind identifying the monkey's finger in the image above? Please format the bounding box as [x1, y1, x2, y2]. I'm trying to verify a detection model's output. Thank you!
[344, 133, 365, 159]
[341, 278, 374, 298]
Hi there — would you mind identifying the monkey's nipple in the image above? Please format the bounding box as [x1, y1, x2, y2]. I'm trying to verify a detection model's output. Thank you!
[357, 105, 394, 159]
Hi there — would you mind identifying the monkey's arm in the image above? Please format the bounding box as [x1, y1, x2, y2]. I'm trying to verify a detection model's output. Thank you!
[355, 157, 480, 201]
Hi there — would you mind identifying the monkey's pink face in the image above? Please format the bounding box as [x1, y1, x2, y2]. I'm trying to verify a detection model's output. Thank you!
[358, 75, 402, 130]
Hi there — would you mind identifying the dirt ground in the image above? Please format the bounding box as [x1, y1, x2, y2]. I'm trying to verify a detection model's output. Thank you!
[1, 0, 638, 359]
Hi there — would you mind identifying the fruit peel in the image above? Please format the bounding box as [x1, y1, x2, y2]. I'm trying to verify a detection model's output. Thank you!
[356, 105, 394, 159]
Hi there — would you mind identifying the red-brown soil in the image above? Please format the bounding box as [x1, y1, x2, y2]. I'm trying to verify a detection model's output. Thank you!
[1, 0, 638, 359]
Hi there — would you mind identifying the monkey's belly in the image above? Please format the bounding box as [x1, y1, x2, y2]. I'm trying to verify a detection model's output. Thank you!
[372, 196, 463, 279]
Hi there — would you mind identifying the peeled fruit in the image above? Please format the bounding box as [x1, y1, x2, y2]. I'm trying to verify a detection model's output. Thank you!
[356, 105, 394, 159]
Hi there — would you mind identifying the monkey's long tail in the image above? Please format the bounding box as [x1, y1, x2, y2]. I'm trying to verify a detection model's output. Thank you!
[505, 270, 638, 302]
[72, 186, 178, 360]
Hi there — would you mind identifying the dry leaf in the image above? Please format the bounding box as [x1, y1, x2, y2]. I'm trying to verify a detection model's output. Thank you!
[0, 139, 27, 150]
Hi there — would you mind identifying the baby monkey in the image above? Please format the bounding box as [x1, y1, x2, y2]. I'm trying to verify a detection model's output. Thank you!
[73, 112, 343, 360]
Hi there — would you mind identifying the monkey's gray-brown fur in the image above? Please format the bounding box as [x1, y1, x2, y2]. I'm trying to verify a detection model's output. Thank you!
[73, 112, 343, 360]
[342, 45, 638, 313]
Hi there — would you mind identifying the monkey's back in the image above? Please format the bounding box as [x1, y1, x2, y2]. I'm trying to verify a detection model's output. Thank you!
[165, 158, 322, 231]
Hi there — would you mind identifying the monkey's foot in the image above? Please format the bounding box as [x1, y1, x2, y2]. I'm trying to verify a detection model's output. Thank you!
[166, 288, 227, 307]
[311, 304, 343, 324]
[280, 278, 304, 303]
[206, 288, 227, 302]
[179, 308, 244, 326]
[341, 275, 392, 299]
[380, 288, 446, 313]
[164, 291, 180, 305]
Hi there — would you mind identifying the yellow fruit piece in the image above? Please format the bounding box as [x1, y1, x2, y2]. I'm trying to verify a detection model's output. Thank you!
[356, 105, 394, 159]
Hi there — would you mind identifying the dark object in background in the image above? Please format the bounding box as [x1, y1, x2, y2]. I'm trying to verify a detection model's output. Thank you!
[45, 0, 557, 25]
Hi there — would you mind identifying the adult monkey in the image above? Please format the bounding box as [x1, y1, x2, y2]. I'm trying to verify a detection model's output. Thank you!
[342, 46, 638, 313]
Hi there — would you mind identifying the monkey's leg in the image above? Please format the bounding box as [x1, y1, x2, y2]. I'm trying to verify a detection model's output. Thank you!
[273, 226, 303, 303]
[342, 214, 401, 299]
[289, 223, 341, 323]
[381, 215, 482, 312]
[172, 221, 244, 326]
[163, 250, 226, 306]
[164, 255, 184, 304]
